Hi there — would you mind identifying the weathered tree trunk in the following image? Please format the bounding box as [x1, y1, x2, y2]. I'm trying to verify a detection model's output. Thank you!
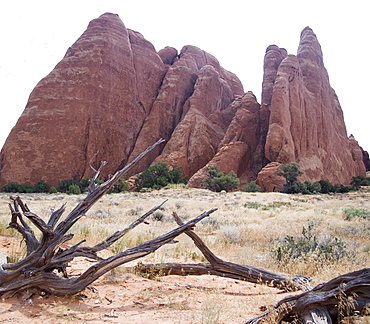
[132, 212, 311, 292]
[245, 268, 370, 324]
[0, 139, 218, 298]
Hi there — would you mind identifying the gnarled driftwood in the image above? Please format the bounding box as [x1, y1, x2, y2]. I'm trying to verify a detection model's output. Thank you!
[246, 268, 370, 324]
[132, 212, 311, 292]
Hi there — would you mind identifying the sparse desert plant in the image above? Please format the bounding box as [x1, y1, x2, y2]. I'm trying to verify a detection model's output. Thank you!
[152, 209, 165, 221]
[272, 223, 348, 264]
[220, 224, 241, 244]
[66, 184, 81, 195]
[201, 295, 222, 324]
[277, 162, 303, 193]
[203, 166, 239, 192]
[243, 202, 261, 209]
[126, 205, 143, 216]
[135, 162, 188, 191]
[49, 187, 58, 194]
[242, 181, 261, 192]
[343, 206, 370, 220]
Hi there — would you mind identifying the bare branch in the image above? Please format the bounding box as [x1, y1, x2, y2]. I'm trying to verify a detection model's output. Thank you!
[47, 204, 67, 229]
[91, 199, 168, 252]
[245, 268, 370, 324]
[171, 212, 311, 292]
[54, 138, 165, 237]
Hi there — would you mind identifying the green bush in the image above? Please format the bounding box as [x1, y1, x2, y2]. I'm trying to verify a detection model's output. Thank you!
[135, 162, 188, 191]
[2, 182, 22, 193]
[318, 180, 335, 194]
[203, 166, 240, 192]
[34, 180, 51, 193]
[343, 206, 370, 220]
[66, 184, 81, 195]
[277, 162, 303, 193]
[49, 187, 58, 194]
[2, 180, 52, 193]
[242, 181, 261, 192]
[351, 175, 370, 189]
[272, 224, 347, 263]
[58, 179, 80, 193]
[110, 178, 131, 193]
[303, 181, 321, 194]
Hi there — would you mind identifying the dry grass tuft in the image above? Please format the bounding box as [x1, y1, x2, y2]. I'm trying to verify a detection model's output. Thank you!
[1, 188, 370, 321]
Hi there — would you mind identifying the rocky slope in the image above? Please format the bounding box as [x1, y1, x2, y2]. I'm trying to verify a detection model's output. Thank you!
[0, 13, 367, 190]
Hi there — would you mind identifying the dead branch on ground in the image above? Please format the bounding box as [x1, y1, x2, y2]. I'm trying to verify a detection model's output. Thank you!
[245, 268, 370, 324]
[132, 212, 311, 292]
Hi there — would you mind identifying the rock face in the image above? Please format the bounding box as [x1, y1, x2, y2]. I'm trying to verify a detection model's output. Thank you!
[255, 162, 285, 192]
[263, 27, 366, 185]
[0, 13, 167, 186]
[0, 15, 367, 190]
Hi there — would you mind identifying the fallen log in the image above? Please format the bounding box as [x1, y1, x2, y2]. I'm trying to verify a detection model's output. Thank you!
[0, 139, 218, 298]
[245, 268, 370, 324]
[130, 212, 311, 292]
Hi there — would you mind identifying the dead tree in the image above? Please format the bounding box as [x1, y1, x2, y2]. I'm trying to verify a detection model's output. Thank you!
[0, 139, 213, 298]
[245, 268, 370, 324]
[133, 212, 311, 292]
[0, 138, 308, 299]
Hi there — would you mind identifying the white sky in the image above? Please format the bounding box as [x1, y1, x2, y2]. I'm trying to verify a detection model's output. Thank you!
[1, 0, 369, 152]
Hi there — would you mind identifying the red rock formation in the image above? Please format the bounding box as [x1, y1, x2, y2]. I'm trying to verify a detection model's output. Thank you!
[0, 17, 367, 191]
[256, 162, 285, 192]
[362, 149, 370, 171]
[188, 91, 262, 187]
[0, 13, 169, 187]
[261, 27, 366, 187]
[154, 60, 243, 177]
[187, 142, 249, 188]
[0, 13, 243, 187]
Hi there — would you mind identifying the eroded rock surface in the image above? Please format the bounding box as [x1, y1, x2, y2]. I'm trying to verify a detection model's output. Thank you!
[0, 17, 367, 190]
[262, 27, 366, 186]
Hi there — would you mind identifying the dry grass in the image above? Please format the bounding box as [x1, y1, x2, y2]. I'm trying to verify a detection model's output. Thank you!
[1, 187, 370, 322]
[1, 187, 370, 283]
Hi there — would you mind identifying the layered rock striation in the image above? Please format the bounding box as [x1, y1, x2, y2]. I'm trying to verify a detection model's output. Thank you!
[259, 27, 366, 187]
[0, 14, 367, 190]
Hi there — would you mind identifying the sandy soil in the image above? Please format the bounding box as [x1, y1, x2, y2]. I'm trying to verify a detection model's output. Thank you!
[1, 188, 370, 323]
[0, 238, 288, 323]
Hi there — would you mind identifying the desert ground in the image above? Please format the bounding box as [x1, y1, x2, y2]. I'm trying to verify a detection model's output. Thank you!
[0, 187, 370, 323]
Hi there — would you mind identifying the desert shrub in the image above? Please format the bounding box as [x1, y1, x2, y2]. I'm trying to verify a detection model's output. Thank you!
[242, 181, 261, 192]
[135, 162, 187, 191]
[318, 180, 335, 194]
[126, 206, 143, 216]
[49, 187, 58, 194]
[58, 179, 80, 193]
[351, 175, 370, 189]
[303, 181, 321, 194]
[272, 223, 347, 263]
[152, 210, 165, 221]
[220, 225, 241, 244]
[343, 206, 370, 220]
[277, 162, 304, 193]
[2, 180, 54, 193]
[34, 180, 51, 193]
[110, 178, 131, 193]
[66, 184, 81, 195]
[244, 202, 261, 209]
[203, 166, 239, 192]
[2, 182, 22, 193]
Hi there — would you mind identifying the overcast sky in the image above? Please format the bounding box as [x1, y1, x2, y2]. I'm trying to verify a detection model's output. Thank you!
[1, 0, 369, 153]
